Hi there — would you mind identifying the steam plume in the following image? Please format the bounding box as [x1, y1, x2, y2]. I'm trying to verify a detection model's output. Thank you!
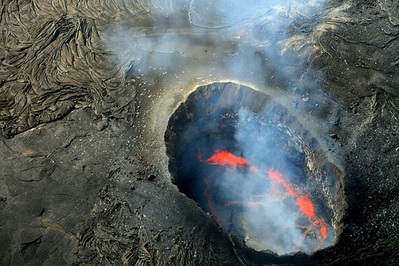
[103, 0, 327, 93]
[104, 0, 331, 255]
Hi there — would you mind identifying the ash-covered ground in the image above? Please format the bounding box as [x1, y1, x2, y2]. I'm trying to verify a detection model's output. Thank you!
[0, 0, 398, 265]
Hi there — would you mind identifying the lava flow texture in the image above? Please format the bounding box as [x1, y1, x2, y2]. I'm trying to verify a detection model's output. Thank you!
[196, 149, 328, 251]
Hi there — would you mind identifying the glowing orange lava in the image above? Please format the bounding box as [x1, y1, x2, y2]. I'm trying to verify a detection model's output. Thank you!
[205, 149, 248, 169]
[321, 225, 327, 239]
[267, 169, 316, 218]
[196, 149, 328, 251]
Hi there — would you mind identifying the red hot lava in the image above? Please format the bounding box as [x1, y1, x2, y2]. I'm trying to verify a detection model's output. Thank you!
[266, 168, 315, 218]
[198, 149, 248, 170]
[196, 149, 328, 252]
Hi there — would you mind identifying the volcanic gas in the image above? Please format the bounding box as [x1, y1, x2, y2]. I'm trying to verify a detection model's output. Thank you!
[165, 82, 345, 255]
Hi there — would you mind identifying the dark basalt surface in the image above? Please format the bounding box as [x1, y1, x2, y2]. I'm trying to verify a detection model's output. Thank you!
[1, 0, 399, 265]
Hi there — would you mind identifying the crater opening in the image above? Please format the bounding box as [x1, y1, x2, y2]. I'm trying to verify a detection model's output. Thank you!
[165, 82, 344, 255]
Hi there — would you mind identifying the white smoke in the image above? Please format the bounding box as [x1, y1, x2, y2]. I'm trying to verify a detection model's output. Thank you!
[104, 0, 330, 255]
[202, 108, 303, 254]
[103, 0, 328, 93]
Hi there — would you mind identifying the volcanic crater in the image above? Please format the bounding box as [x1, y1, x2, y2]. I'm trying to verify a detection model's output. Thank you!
[165, 82, 345, 255]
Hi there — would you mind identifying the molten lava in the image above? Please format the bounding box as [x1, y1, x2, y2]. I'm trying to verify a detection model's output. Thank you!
[198, 149, 248, 170]
[196, 148, 328, 252]
[267, 168, 316, 218]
